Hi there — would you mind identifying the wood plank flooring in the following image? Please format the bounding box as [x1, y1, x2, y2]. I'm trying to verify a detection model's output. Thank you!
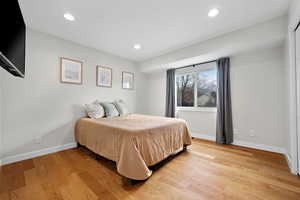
[1, 139, 300, 200]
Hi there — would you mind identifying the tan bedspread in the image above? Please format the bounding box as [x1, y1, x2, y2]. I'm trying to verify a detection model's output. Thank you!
[75, 114, 191, 180]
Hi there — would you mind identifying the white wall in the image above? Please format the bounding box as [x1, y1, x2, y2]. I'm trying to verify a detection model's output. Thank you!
[289, 0, 300, 30]
[144, 72, 166, 116]
[144, 46, 287, 150]
[230, 46, 286, 148]
[140, 16, 287, 73]
[137, 15, 290, 154]
[283, 39, 291, 156]
[135, 72, 149, 115]
[284, 0, 300, 174]
[0, 69, 3, 162]
[1, 29, 146, 161]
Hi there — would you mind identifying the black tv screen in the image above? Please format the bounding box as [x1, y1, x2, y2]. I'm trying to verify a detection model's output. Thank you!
[0, 0, 26, 78]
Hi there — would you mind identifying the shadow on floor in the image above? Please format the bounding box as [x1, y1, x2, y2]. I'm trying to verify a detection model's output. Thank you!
[77, 144, 187, 186]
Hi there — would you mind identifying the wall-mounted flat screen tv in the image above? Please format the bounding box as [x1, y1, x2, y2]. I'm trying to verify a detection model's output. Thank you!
[0, 0, 26, 78]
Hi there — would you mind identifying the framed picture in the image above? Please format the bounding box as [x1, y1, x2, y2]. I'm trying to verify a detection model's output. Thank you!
[122, 71, 134, 90]
[97, 66, 112, 87]
[60, 57, 83, 85]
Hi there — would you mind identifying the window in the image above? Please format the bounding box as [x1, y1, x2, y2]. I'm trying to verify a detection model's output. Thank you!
[176, 74, 195, 107]
[176, 62, 217, 108]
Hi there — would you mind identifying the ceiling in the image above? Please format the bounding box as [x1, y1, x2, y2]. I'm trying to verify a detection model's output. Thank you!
[19, 0, 291, 62]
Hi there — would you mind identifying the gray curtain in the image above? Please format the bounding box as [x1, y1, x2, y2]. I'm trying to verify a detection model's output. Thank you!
[216, 57, 233, 144]
[165, 69, 176, 118]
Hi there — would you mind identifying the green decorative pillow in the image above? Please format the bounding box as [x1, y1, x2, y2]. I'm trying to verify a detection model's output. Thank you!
[114, 99, 130, 116]
[100, 102, 120, 118]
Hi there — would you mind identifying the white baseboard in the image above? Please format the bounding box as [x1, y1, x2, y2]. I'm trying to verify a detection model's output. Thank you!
[232, 140, 285, 154]
[1, 143, 77, 166]
[191, 133, 216, 141]
[284, 152, 292, 171]
[191, 132, 285, 154]
[283, 152, 298, 175]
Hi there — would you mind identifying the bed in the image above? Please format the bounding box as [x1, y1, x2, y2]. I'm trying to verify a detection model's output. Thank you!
[75, 114, 192, 180]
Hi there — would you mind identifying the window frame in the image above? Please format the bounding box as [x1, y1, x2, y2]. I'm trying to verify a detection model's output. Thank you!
[175, 63, 217, 113]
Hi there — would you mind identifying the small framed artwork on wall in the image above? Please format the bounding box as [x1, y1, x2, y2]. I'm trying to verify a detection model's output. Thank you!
[60, 57, 83, 85]
[97, 66, 112, 87]
[122, 71, 134, 90]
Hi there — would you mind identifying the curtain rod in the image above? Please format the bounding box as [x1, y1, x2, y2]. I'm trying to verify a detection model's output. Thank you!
[174, 59, 217, 71]
[295, 21, 300, 32]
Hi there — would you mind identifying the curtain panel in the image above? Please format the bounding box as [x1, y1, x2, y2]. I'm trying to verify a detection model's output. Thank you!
[165, 69, 176, 118]
[216, 57, 233, 144]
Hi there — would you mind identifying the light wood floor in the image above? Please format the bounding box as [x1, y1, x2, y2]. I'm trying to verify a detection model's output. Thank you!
[1, 139, 300, 200]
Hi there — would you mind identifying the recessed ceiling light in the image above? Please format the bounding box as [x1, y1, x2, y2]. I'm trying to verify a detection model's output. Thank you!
[208, 8, 219, 18]
[64, 13, 75, 21]
[134, 44, 141, 50]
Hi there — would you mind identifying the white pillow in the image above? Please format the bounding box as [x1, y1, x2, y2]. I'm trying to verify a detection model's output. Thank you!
[114, 99, 130, 116]
[84, 102, 105, 119]
[100, 102, 120, 118]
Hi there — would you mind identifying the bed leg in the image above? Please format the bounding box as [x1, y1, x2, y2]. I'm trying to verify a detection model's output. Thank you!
[77, 142, 82, 148]
[183, 145, 187, 152]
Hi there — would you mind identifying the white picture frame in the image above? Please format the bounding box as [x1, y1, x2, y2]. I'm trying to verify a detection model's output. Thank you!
[122, 71, 134, 90]
[60, 57, 83, 85]
[97, 66, 112, 87]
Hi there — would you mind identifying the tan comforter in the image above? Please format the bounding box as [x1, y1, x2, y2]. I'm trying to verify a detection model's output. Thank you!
[75, 114, 191, 180]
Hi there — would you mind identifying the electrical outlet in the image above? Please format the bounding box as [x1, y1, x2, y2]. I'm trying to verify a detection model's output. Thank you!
[249, 129, 255, 137]
[34, 137, 42, 144]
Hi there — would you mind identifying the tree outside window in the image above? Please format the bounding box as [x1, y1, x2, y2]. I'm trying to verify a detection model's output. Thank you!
[176, 63, 217, 108]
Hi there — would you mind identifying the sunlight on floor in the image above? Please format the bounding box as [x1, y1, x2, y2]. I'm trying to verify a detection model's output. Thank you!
[189, 150, 216, 159]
